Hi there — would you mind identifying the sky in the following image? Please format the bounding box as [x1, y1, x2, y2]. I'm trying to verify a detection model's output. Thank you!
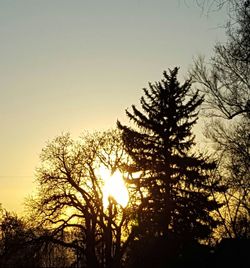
[0, 0, 228, 214]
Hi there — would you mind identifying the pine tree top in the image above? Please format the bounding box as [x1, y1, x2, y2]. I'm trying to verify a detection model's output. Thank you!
[118, 68, 204, 154]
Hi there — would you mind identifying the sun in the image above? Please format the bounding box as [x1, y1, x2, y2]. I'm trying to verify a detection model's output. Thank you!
[98, 165, 129, 209]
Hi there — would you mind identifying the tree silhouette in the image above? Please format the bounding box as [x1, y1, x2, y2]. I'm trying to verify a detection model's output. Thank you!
[0, 208, 39, 267]
[204, 118, 250, 240]
[191, 1, 250, 119]
[191, 0, 250, 242]
[26, 130, 137, 268]
[118, 68, 223, 247]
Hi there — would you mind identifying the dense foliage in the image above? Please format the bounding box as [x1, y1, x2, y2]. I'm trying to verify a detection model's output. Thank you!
[118, 68, 224, 253]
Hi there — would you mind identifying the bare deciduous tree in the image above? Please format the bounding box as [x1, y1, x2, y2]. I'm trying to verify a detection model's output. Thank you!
[191, 1, 250, 119]
[207, 119, 250, 240]
[190, 0, 250, 242]
[27, 130, 137, 268]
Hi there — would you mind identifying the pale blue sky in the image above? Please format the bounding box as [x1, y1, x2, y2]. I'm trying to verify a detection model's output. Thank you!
[0, 0, 228, 213]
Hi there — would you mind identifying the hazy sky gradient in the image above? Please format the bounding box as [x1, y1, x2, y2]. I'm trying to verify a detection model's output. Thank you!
[0, 0, 228, 213]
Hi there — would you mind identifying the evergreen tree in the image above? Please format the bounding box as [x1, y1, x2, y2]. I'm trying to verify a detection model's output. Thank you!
[118, 68, 222, 243]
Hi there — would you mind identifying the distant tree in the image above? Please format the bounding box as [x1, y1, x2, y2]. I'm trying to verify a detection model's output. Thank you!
[190, 0, 250, 241]
[117, 68, 223, 248]
[0, 208, 43, 267]
[0, 206, 69, 267]
[205, 119, 250, 240]
[27, 130, 137, 268]
[194, 0, 248, 15]
[191, 1, 250, 119]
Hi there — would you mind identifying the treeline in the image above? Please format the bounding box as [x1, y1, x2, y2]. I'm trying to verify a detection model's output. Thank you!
[0, 1, 249, 267]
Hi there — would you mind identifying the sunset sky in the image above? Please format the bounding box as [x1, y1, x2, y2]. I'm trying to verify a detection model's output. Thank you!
[0, 0, 228, 213]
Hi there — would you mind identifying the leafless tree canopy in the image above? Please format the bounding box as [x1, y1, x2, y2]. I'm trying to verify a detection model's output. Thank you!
[191, 1, 250, 119]
[26, 130, 138, 267]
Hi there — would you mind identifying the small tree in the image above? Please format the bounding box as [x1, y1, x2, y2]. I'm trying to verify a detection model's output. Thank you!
[118, 68, 223, 245]
[0, 208, 44, 268]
